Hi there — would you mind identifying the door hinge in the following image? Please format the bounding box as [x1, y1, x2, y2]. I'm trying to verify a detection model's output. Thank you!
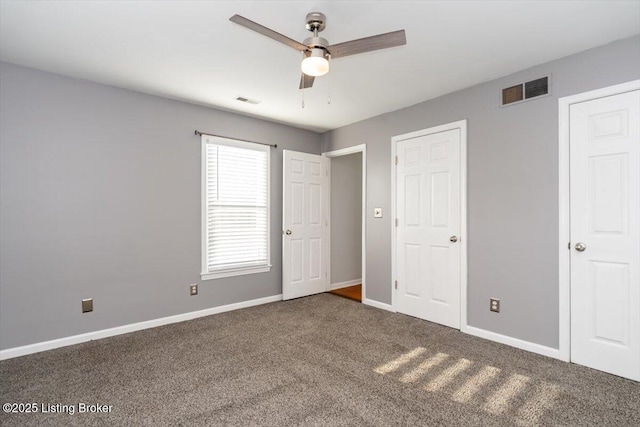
[395, 280, 398, 290]
[568, 242, 571, 250]
[395, 218, 399, 227]
[395, 156, 398, 165]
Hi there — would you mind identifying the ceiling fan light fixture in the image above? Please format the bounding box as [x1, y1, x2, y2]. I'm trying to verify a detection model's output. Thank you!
[229, 12, 406, 89]
[301, 48, 329, 77]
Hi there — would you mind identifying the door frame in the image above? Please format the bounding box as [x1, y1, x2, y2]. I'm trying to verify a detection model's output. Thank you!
[322, 144, 367, 300]
[391, 120, 468, 328]
[558, 79, 640, 362]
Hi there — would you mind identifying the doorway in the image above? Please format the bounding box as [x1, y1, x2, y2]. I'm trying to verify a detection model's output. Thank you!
[559, 81, 640, 381]
[324, 145, 366, 303]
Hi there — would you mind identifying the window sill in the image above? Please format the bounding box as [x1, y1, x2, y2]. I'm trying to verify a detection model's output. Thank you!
[201, 265, 272, 280]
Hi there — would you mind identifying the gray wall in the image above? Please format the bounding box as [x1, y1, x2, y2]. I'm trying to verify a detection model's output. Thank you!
[321, 35, 640, 349]
[0, 61, 322, 350]
[330, 152, 362, 285]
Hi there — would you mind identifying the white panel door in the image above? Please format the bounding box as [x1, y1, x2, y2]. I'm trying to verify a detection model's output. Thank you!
[396, 128, 461, 328]
[283, 150, 329, 300]
[570, 89, 640, 381]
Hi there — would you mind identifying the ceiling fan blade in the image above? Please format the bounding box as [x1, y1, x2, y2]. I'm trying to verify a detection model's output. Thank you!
[299, 73, 315, 89]
[229, 15, 308, 52]
[328, 30, 406, 59]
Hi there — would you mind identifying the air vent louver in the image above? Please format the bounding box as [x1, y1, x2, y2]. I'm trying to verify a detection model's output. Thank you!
[502, 84, 523, 105]
[501, 76, 550, 106]
[525, 77, 548, 99]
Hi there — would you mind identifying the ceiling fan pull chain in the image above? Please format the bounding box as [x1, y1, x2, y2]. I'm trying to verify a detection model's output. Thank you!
[301, 89, 305, 109]
[327, 70, 331, 105]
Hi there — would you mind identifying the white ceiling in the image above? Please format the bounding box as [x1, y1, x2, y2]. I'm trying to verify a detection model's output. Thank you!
[1, 1, 639, 133]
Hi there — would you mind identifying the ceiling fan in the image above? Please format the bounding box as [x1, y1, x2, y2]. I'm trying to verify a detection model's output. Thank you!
[229, 12, 406, 89]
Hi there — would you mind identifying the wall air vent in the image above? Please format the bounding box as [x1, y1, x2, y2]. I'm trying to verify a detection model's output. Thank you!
[501, 76, 550, 107]
[235, 96, 261, 105]
[502, 84, 523, 105]
[525, 77, 549, 99]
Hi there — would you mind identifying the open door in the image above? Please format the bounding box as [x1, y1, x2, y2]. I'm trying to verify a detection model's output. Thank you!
[282, 150, 329, 300]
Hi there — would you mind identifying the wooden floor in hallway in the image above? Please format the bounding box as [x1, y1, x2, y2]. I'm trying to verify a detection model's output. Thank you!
[328, 284, 361, 302]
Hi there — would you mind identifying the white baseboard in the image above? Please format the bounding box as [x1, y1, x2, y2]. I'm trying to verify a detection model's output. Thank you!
[0, 294, 283, 361]
[363, 298, 395, 313]
[330, 278, 362, 290]
[462, 325, 564, 361]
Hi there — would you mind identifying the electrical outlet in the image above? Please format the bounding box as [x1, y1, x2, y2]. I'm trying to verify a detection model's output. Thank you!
[190, 284, 198, 296]
[82, 298, 93, 313]
[490, 298, 500, 313]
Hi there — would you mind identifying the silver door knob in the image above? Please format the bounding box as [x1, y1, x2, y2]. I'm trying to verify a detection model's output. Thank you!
[285, 230, 292, 235]
[450, 235, 458, 243]
[575, 242, 586, 252]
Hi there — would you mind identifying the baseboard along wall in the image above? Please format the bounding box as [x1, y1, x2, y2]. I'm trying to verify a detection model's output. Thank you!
[0, 294, 282, 360]
[461, 325, 564, 361]
[2, 292, 563, 364]
[362, 298, 395, 312]
[330, 278, 362, 290]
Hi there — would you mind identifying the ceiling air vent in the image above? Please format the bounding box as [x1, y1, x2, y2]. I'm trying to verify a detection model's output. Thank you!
[235, 96, 261, 105]
[501, 76, 549, 107]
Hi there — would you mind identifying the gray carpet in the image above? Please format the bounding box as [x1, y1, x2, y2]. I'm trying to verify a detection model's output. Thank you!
[1, 293, 638, 426]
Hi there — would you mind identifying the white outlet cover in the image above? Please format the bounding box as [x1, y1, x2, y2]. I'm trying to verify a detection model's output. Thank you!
[374, 208, 383, 218]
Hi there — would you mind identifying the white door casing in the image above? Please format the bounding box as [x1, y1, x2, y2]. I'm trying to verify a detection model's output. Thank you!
[282, 150, 329, 300]
[393, 122, 466, 329]
[569, 89, 640, 381]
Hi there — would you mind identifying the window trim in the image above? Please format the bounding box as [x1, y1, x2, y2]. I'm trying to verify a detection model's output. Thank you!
[200, 135, 271, 280]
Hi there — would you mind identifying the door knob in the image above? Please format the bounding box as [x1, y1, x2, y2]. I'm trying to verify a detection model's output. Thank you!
[285, 230, 292, 235]
[450, 235, 458, 243]
[575, 242, 586, 252]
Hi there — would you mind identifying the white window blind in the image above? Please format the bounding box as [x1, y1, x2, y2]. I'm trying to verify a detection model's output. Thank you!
[201, 135, 271, 279]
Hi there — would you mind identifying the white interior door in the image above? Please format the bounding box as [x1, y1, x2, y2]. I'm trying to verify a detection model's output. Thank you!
[283, 150, 329, 300]
[570, 89, 640, 381]
[395, 127, 462, 328]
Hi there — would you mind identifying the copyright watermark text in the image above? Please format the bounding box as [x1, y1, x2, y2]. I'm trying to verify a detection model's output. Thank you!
[3, 402, 112, 415]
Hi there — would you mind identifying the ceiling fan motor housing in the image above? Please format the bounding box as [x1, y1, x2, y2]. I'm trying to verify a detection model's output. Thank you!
[305, 12, 326, 32]
[303, 36, 329, 50]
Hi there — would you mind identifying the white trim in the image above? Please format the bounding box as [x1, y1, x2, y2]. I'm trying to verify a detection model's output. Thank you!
[201, 264, 272, 280]
[324, 156, 331, 292]
[322, 144, 367, 302]
[330, 278, 362, 290]
[558, 79, 640, 363]
[324, 144, 366, 157]
[201, 135, 207, 280]
[464, 326, 564, 360]
[390, 120, 468, 329]
[363, 298, 395, 313]
[459, 121, 468, 330]
[391, 139, 397, 310]
[0, 294, 282, 361]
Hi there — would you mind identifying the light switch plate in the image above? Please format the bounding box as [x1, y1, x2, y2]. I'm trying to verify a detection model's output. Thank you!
[374, 208, 383, 218]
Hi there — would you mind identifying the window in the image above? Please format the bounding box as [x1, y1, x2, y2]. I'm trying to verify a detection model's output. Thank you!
[201, 135, 271, 280]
